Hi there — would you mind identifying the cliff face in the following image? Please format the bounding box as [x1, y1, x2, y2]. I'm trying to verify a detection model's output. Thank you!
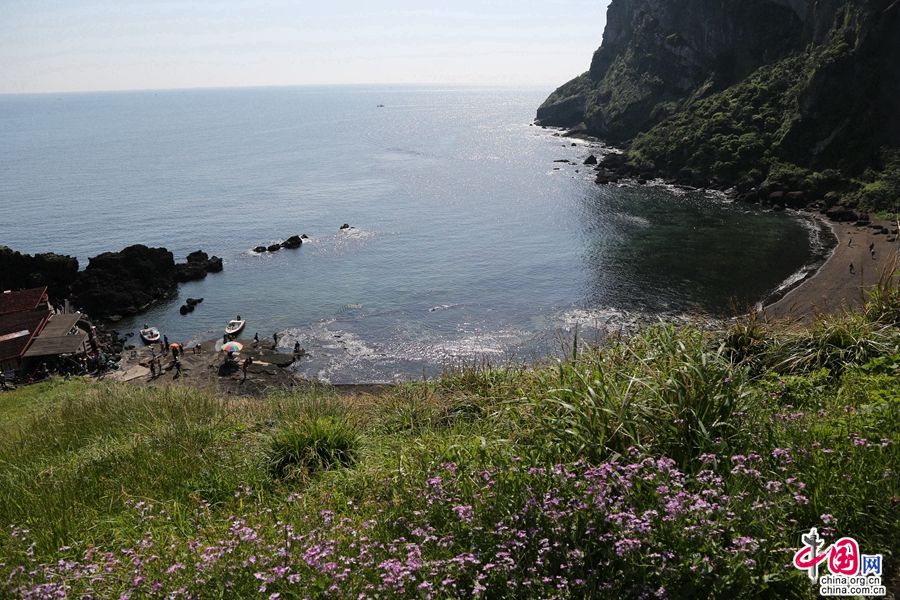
[538, 0, 900, 192]
[539, 0, 805, 140]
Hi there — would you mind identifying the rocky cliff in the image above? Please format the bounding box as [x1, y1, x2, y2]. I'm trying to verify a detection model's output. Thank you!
[539, 0, 900, 210]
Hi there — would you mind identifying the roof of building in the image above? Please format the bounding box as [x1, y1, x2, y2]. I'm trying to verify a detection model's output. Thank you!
[0, 309, 51, 363]
[24, 313, 89, 358]
[0, 287, 48, 316]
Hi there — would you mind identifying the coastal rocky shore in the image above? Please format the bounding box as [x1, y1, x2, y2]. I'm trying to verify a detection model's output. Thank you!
[585, 152, 897, 233]
[0, 244, 223, 319]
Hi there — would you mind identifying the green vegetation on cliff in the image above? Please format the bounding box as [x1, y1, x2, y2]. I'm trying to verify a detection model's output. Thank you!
[540, 0, 900, 211]
[2, 278, 900, 597]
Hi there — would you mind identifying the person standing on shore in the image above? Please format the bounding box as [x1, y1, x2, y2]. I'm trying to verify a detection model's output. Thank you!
[273, 332, 278, 348]
[850, 263, 855, 274]
[242, 358, 249, 380]
[149, 360, 156, 378]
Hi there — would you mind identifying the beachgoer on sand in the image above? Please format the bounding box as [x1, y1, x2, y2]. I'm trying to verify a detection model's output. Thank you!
[870, 242, 875, 251]
[850, 263, 854, 274]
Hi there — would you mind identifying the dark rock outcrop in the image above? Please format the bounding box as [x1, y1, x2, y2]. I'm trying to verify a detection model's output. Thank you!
[1, 244, 224, 319]
[0, 246, 79, 300]
[173, 250, 223, 283]
[73, 245, 176, 317]
[180, 297, 204, 315]
[536, 94, 587, 128]
[282, 235, 303, 249]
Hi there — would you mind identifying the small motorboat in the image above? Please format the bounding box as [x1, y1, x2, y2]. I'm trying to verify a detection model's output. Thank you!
[225, 316, 246, 338]
[139, 326, 161, 344]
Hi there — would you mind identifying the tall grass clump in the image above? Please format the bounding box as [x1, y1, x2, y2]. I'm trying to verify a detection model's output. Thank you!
[530, 323, 749, 466]
[266, 416, 359, 480]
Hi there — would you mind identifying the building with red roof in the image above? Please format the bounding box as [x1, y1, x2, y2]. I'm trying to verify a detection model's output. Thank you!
[0, 286, 48, 316]
[0, 287, 52, 374]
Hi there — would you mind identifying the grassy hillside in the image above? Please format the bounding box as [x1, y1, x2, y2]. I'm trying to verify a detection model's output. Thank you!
[2, 288, 899, 597]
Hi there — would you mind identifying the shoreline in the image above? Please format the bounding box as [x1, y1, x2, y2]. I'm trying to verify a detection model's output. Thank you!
[764, 215, 899, 321]
[107, 337, 393, 398]
[100, 214, 897, 394]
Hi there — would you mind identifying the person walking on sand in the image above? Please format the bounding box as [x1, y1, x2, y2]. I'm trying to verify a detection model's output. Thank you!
[870, 242, 875, 252]
[850, 263, 855, 274]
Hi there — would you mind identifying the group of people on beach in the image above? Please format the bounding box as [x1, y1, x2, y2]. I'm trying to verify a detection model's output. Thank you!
[145, 332, 198, 380]
[848, 240, 879, 275]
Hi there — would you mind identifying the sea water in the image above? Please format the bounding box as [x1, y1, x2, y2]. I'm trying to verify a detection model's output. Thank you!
[0, 86, 827, 382]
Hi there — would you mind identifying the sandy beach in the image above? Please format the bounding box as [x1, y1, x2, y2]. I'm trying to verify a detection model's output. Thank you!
[765, 215, 900, 321]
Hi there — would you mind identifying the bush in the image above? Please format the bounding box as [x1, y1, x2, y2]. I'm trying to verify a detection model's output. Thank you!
[266, 416, 359, 479]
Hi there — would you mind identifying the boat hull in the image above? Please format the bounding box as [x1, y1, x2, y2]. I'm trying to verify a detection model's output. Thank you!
[139, 328, 161, 344]
[225, 320, 246, 337]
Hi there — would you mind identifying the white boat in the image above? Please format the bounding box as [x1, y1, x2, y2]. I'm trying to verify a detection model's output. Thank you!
[225, 318, 245, 338]
[139, 326, 161, 344]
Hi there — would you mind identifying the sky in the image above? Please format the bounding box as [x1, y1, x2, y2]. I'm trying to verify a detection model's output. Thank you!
[0, 1, 609, 94]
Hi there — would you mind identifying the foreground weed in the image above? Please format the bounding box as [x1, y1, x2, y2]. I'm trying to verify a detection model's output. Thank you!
[266, 416, 359, 480]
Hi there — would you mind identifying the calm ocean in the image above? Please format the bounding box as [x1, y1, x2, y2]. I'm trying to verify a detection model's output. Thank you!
[0, 85, 827, 382]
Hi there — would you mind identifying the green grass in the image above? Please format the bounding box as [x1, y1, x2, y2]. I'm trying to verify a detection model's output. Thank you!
[1, 283, 899, 598]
